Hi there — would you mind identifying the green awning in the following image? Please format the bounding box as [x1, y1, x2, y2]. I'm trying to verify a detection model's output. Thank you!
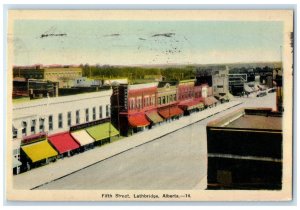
[86, 122, 119, 141]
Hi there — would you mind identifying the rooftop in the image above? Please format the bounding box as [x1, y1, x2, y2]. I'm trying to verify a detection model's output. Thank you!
[225, 115, 282, 130]
[207, 108, 282, 131]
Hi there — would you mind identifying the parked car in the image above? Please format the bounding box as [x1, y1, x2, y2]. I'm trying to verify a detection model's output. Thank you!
[268, 88, 276, 93]
[257, 91, 267, 97]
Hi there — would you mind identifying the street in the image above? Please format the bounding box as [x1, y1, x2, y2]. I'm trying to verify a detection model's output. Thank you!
[35, 93, 276, 190]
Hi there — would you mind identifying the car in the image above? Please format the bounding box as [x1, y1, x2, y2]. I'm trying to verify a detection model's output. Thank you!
[256, 91, 267, 97]
[268, 88, 276, 93]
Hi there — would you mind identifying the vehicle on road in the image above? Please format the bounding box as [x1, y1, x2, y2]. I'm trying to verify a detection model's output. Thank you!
[256, 91, 267, 97]
[268, 88, 276, 93]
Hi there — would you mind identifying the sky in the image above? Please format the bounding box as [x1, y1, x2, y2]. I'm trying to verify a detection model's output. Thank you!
[12, 20, 283, 66]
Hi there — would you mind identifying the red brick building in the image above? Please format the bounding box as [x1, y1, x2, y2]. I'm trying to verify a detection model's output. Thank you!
[177, 79, 205, 115]
[111, 83, 159, 136]
[156, 81, 183, 121]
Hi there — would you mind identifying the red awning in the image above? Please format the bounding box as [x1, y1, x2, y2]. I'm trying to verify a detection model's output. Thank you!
[48, 132, 80, 154]
[128, 113, 150, 127]
[158, 107, 184, 119]
[179, 99, 204, 110]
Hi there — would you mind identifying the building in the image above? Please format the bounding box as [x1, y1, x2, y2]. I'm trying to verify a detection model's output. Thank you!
[273, 68, 283, 112]
[72, 77, 101, 87]
[13, 65, 82, 88]
[206, 108, 282, 190]
[212, 66, 229, 99]
[228, 74, 247, 96]
[12, 90, 113, 173]
[13, 78, 59, 99]
[177, 79, 204, 115]
[111, 83, 158, 136]
[156, 81, 183, 120]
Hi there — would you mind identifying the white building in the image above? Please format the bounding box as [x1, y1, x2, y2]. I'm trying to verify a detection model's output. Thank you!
[72, 77, 102, 87]
[12, 90, 113, 166]
[212, 66, 229, 98]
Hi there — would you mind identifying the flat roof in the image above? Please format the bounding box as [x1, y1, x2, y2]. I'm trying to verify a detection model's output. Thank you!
[225, 115, 282, 130]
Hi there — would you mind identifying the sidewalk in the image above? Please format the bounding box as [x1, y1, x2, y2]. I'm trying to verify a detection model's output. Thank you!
[13, 100, 242, 190]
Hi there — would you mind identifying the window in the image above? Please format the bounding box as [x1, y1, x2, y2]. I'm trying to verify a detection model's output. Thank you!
[31, 119, 36, 134]
[106, 105, 110, 117]
[22, 121, 27, 136]
[76, 110, 80, 124]
[85, 108, 89, 122]
[58, 113, 63, 128]
[67, 112, 72, 126]
[93, 107, 96, 120]
[99, 106, 103, 118]
[39, 118, 45, 132]
[162, 96, 166, 104]
[158, 97, 161, 105]
[217, 85, 224, 88]
[12, 127, 17, 139]
[49, 115, 53, 131]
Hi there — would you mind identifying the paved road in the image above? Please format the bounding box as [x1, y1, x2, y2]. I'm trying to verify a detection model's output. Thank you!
[36, 93, 276, 190]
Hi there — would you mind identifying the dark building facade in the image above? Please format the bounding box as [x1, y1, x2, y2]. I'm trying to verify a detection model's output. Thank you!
[206, 108, 282, 190]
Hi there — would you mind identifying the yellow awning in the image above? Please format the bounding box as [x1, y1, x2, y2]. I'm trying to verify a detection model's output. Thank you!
[21, 140, 58, 163]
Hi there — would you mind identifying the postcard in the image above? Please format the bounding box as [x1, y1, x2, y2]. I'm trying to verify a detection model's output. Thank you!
[6, 9, 293, 201]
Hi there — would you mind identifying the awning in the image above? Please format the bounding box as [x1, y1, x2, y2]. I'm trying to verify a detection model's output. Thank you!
[178, 100, 204, 111]
[204, 96, 218, 106]
[128, 113, 150, 127]
[13, 157, 22, 168]
[145, 111, 164, 124]
[86, 122, 119, 141]
[21, 140, 58, 163]
[70, 130, 95, 146]
[158, 107, 184, 119]
[48, 132, 80, 154]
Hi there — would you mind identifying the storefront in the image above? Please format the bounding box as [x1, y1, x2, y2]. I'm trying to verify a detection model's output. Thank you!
[13, 156, 22, 175]
[158, 106, 183, 121]
[70, 130, 95, 152]
[48, 132, 80, 158]
[178, 99, 205, 115]
[128, 113, 151, 134]
[21, 140, 58, 170]
[145, 110, 164, 127]
[86, 122, 119, 146]
[204, 96, 218, 108]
